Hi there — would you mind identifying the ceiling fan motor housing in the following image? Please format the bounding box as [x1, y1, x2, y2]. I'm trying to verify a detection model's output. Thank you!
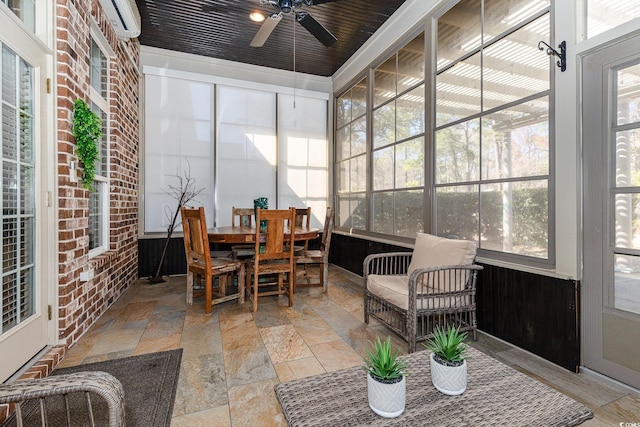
[278, 0, 309, 13]
[261, 0, 327, 14]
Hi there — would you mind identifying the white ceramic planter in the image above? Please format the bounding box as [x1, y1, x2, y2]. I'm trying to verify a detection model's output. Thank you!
[367, 372, 406, 418]
[430, 353, 467, 395]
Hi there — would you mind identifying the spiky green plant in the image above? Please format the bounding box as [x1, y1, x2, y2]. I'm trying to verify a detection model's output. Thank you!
[363, 336, 407, 381]
[423, 325, 468, 366]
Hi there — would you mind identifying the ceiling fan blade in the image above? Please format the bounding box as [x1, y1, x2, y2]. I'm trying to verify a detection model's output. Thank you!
[250, 13, 283, 47]
[308, 0, 343, 4]
[296, 11, 337, 47]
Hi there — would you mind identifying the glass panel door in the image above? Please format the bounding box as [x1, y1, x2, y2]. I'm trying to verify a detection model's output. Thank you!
[2, 44, 35, 334]
[613, 63, 640, 316]
[0, 42, 46, 382]
[583, 34, 640, 389]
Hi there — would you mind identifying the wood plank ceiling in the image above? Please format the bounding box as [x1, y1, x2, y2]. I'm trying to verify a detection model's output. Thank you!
[135, 0, 408, 77]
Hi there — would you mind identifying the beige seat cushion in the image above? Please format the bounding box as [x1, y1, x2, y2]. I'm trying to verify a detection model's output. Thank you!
[367, 274, 469, 311]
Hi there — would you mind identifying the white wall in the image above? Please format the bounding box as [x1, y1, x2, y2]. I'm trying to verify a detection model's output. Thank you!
[141, 46, 332, 94]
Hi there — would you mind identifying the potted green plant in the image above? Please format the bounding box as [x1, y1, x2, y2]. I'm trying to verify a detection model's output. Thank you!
[72, 99, 101, 190]
[424, 324, 468, 395]
[363, 336, 407, 418]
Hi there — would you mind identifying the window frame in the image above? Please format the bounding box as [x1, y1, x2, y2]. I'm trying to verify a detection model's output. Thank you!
[335, 74, 369, 233]
[577, 0, 640, 41]
[87, 30, 112, 257]
[1, 0, 35, 32]
[332, 0, 556, 267]
[370, 31, 426, 239]
[432, 2, 555, 267]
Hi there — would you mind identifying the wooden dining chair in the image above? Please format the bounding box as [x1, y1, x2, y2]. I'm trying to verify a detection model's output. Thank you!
[232, 207, 255, 227]
[246, 208, 296, 312]
[294, 206, 335, 292]
[291, 207, 311, 253]
[231, 207, 256, 260]
[181, 206, 245, 313]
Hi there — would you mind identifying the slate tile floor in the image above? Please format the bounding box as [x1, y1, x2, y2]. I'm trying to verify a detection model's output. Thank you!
[58, 267, 640, 426]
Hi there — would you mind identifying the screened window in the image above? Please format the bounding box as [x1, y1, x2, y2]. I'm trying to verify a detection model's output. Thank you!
[332, 1, 553, 262]
[1, 44, 35, 333]
[88, 38, 109, 254]
[372, 32, 425, 238]
[435, 0, 551, 260]
[578, 0, 640, 40]
[336, 77, 368, 231]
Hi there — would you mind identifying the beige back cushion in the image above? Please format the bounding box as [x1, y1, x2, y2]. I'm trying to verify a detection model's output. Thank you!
[407, 233, 477, 277]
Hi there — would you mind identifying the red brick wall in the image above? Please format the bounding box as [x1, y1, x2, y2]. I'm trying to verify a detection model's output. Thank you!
[0, 346, 67, 422]
[0, 1, 139, 422]
[0, 0, 139, 405]
[56, 0, 140, 347]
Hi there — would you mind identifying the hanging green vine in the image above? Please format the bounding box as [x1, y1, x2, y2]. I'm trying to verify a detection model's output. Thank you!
[72, 99, 102, 190]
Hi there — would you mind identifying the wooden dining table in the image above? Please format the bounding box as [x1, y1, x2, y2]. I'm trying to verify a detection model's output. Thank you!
[208, 225, 320, 304]
[208, 225, 320, 244]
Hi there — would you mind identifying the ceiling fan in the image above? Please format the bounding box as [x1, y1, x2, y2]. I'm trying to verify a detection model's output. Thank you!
[250, 0, 341, 48]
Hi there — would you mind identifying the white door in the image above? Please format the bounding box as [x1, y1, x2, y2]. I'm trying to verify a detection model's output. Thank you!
[0, 8, 51, 382]
[583, 34, 640, 389]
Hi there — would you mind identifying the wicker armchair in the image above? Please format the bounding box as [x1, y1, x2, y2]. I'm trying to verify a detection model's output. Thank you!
[0, 371, 125, 426]
[363, 233, 483, 353]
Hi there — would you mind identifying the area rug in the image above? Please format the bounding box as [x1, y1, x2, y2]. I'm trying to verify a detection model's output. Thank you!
[3, 349, 182, 427]
[275, 347, 594, 426]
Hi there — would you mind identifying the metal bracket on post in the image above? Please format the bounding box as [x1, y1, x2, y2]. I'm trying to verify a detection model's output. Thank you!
[538, 40, 566, 72]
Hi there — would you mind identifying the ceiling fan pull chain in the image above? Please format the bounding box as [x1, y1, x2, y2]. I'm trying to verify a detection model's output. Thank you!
[293, 14, 296, 109]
